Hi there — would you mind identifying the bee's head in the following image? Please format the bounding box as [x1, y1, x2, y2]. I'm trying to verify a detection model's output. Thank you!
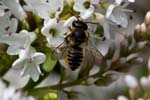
[72, 20, 88, 30]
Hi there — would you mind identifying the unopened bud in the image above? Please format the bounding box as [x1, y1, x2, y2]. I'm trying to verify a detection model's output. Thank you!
[135, 24, 141, 33]
[140, 77, 150, 90]
[125, 75, 138, 89]
[140, 23, 147, 33]
[117, 96, 129, 100]
[145, 11, 150, 26]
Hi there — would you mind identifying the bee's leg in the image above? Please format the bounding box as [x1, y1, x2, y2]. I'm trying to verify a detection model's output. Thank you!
[68, 26, 73, 31]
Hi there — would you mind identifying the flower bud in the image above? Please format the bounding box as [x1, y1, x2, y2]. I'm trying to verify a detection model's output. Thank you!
[145, 11, 150, 26]
[140, 23, 147, 33]
[140, 77, 150, 90]
[117, 96, 128, 100]
[134, 24, 141, 33]
[125, 75, 138, 89]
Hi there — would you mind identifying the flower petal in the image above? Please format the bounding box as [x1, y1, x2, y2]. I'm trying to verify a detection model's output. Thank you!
[12, 58, 25, 68]
[7, 44, 21, 55]
[24, 0, 64, 19]
[0, 8, 4, 16]
[32, 52, 46, 64]
[73, 0, 85, 12]
[115, 0, 124, 5]
[0, 34, 19, 45]
[106, 4, 115, 18]
[80, 5, 94, 19]
[3, 0, 27, 20]
[64, 16, 77, 27]
[9, 18, 18, 33]
[41, 18, 67, 47]
[91, 0, 100, 4]
[21, 61, 41, 82]
[107, 6, 128, 28]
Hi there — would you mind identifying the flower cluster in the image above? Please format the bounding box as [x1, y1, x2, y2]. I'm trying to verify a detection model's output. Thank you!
[0, 0, 149, 99]
[0, 1, 46, 82]
[116, 57, 150, 100]
[0, 79, 35, 100]
[0, 0, 136, 82]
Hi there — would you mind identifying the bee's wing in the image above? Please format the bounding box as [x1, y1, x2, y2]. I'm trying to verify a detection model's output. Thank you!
[86, 39, 104, 65]
[51, 41, 67, 60]
[78, 39, 104, 77]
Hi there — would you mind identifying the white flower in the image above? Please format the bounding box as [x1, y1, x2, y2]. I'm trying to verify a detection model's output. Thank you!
[90, 0, 100, 4]
[0, 80, 35, 100]
[41, 18, 67, 47]
[2, 0, 27, 20]
[73, 0, 95, 19]
[140, 76, 150, 90]
[106, 0, 135, 28]
[117, 95, 129, 100]
[64, 16, 77, 27]
[125, 75, 138, 89]
[0, 2, 7, 16]
[0, 8, 4, 16]
[24, 0, 64, 19]
[12, 47, 46, 82]
[94, 12, 111, 39]
[0, 30, 36, 55]
[0, 10, 18, 37]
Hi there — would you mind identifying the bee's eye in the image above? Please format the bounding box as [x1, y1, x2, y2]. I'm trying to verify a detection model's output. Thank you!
[72, 21, 88, 30]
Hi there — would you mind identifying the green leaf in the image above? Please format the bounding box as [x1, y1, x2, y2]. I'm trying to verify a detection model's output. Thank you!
[21, 18, 30, 30]
[0, 51, 17, 77]
[42, 51, 57, 72]
[32, 13, 43, 27]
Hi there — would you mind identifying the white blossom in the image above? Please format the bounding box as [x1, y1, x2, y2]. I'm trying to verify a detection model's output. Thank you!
[0, 1, 9, 16]
[73, 0, 95, 19]
[125, 75, 138, 89]
[41, 18, 67, 47]
[0, 30, 36, 55]
[117, 95, 129, 100]
[94, 12, 111, 39]
[24, 0, 64, 19]
[64, 16, 77, 27]
[106, 0, 135, 28]
[90, 0, 100, 4]
[140, 76, 150, 90]
[145, 11, 150, 26]
[0, 80, 35, 100]
[2, 0, 27, 20]
[0, 10, 18, 37]
[12, 47, 46, 82]
[0, 9, 4, 16]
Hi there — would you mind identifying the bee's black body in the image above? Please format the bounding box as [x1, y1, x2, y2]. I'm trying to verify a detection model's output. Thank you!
[65, 20, 88, 70]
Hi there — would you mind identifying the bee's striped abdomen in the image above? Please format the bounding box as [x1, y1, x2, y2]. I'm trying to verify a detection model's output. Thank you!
[66, 46, 83, 70]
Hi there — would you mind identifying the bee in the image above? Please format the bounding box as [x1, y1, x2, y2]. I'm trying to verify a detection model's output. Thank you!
[53, 19, 104, 71]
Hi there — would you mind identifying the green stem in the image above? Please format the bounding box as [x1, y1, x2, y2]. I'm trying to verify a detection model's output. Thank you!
[28, 79, 84, 93]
